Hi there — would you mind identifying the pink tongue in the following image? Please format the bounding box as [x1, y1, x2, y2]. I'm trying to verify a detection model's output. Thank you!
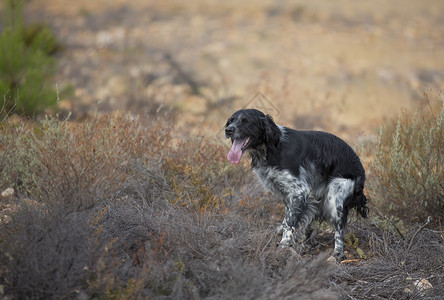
[227, 139, 244, 164]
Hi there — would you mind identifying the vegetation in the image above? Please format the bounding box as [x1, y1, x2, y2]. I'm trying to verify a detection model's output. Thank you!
[371, 101, 444, 226]
[0, 0, 60, 118]
[1, 0, 442, 298]
[0, 110, 443, 299]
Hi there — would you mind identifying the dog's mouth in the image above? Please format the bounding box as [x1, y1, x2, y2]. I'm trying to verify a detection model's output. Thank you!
[227, 137, 252, 164]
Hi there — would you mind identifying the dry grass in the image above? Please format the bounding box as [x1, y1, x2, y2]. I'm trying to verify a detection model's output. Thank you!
[0, 113, 443, 299]
[1, 114, 169, 210]
[332, 222, 444, 299]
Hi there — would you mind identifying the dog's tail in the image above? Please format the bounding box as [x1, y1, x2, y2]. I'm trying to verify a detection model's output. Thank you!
[356, 193, 369, 218]
[354, 179, 369, 218]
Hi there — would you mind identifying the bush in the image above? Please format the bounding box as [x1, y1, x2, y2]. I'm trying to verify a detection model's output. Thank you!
[1, 113, 443, 298]
[0, 201, 97, 299]
[0, 114, 338, 299]
[0, 116, 340, 299]
[0, 0, 60, 118]
[0, 113, 169, 210]
[371, 101, 443, 226]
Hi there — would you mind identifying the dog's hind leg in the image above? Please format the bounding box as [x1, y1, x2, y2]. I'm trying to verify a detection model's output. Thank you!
[332, 221, 346, 262]
[325, 178, 355, 262]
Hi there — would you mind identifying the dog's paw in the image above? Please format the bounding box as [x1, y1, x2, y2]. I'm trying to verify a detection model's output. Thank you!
[277, 240, 293, 248]
[275, 224, 284, 235]
[326, 256, 336, 264]
[327, 252, 347, 263]
[277, 229, 295, 248]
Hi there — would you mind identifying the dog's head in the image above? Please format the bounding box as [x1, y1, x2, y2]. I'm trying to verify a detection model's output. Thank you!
[224, 109, 281, 164]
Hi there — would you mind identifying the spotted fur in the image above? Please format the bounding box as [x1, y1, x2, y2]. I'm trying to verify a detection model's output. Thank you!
[225, 109, 369, 261]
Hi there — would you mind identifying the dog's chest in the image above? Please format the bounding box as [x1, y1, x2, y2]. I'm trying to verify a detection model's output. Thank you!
[253, 167, 308, 199]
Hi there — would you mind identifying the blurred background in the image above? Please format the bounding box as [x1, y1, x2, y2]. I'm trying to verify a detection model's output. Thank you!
[6, 0, 444, 137]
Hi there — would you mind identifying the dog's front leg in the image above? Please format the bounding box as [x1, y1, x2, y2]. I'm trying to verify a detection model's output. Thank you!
[278, 191, 309, 247]
[277, 206, 296, 247]
[275, 204, 291, 235]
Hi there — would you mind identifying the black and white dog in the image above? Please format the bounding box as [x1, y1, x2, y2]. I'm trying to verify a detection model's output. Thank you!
[225, 109, 368, 261]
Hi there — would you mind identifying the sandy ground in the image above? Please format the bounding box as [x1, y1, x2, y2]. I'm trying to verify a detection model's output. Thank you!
[20, 0, 444, 139]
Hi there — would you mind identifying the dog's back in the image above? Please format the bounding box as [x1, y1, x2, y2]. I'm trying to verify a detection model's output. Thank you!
[278, 128, 368, 220]
[278, 129, 364, 181]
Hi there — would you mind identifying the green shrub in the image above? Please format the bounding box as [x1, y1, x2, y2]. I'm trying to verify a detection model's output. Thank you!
[0, 0, 60, 118]
[371, 102, 443, 226]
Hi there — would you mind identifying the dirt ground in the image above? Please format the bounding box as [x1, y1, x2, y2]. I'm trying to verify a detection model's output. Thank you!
[22, 0, 444, 139]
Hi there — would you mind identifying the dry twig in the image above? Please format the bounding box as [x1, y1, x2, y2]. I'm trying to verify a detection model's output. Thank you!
[407, 216, 431, 251]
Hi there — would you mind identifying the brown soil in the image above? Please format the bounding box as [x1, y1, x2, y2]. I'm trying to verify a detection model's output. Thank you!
[22, 0, 444, 139]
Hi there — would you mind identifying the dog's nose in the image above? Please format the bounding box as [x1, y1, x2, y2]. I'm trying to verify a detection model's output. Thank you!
[225, 126, 234, 137]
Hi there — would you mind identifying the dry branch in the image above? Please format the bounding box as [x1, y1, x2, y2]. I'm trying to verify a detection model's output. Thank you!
[407, 216, 431, 251]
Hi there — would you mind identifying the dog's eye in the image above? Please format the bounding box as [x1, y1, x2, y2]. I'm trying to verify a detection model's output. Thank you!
[241, 117, 248, 123]
[229, 117, 235, 123]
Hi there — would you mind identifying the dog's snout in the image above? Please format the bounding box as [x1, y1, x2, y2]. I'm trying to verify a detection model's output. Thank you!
[225, 125, 235, 137]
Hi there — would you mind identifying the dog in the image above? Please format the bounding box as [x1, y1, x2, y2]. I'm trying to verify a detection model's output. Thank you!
[225, 108, 368, 262]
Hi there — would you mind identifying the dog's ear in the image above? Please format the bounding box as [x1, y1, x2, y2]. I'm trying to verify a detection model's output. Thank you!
[262, 115, 280, 144]
[261, 115, 281, 162]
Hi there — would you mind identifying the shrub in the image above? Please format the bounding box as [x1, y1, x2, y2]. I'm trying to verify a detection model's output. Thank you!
[371, 101, 443, 226]
[0, 0, 60, 118]
[0, 113, 170, 210]
[0, 200, 96, 299]
[1, 113, 443, 298]
[0, 114, 338, 299]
